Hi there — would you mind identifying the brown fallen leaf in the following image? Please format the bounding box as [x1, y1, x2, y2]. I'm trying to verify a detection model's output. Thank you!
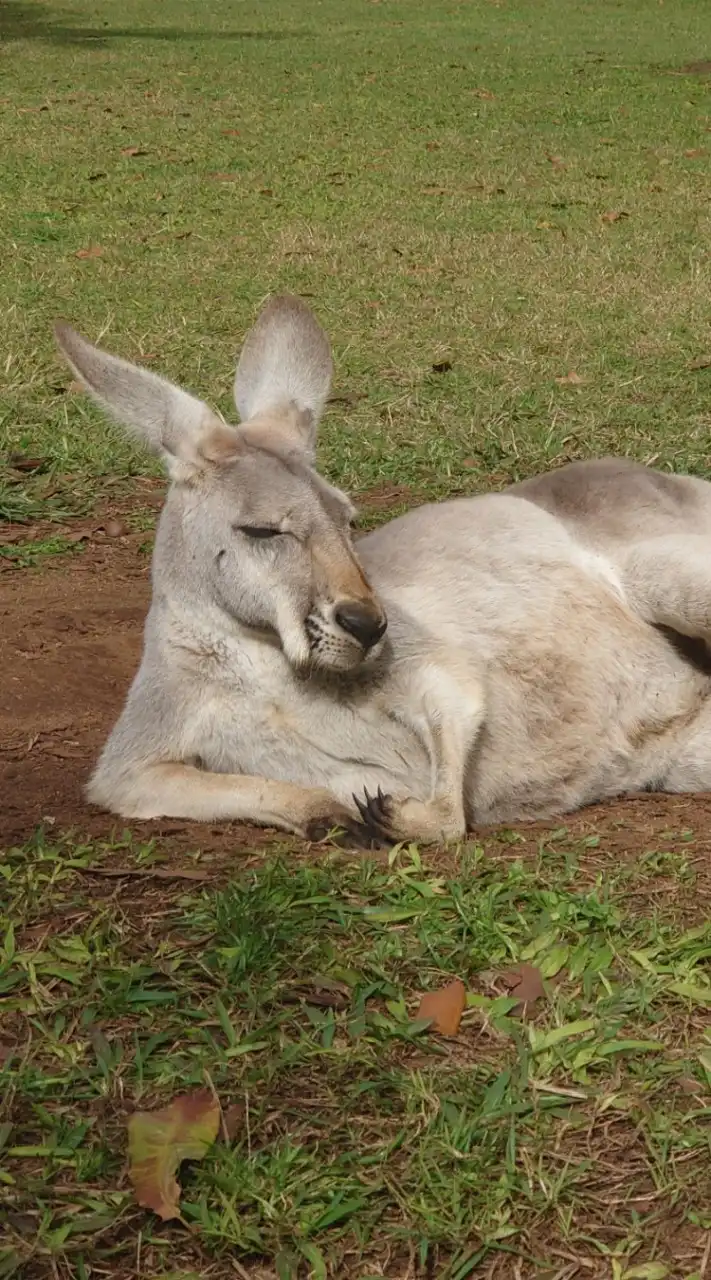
[471, 87, 496, 100]
[102, 518, 127, 538]
[601, 209, 629, 223]
[9, 454, 48, 473]
[285, 976, 352, 1009]
[121, 145, 149, 157]
[499, 962, 545, 1015]
[75, 246, 104, 259]
[555, 370, 584, 385]
[221, 128, 241, 136]
[684, 147, 707, 158]
[222, 1102, 245, 1140]
[678, 1076, 704, 1095]
[689, 356, 711, 371]
[417, 978, 466, 1036]
[128, 1089, 221, 1221]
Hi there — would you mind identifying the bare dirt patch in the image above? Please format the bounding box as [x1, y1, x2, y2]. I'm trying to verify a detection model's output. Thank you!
[4, 501, 711, 883]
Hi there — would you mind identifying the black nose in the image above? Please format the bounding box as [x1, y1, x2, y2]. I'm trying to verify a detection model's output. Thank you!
[334, 601, 387, 649]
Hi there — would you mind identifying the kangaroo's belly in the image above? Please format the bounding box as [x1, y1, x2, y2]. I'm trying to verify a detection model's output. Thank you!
[468, 608, 711, 823]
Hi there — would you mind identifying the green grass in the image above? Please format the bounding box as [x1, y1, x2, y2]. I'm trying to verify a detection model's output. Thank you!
[2, 831, 711, 1277]
[3, 0, 711, 1274]
[2, 0, 711, 518]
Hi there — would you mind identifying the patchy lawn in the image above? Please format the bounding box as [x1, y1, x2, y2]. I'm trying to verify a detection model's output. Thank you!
[2, 0, 711, 1275]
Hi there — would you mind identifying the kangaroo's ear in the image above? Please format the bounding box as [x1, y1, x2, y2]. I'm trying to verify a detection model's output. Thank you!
[233, 294, 333, 459]
[54, 322, 243, 481]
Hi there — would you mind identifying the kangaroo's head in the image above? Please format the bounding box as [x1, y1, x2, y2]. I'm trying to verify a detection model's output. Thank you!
[54, 295, 387, 673]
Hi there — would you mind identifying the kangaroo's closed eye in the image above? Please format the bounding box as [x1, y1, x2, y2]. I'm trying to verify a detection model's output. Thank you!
[235, 525, 282, 540]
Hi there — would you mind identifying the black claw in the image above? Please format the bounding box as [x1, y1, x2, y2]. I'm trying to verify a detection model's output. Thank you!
[350, 785, 395, 843]
[306, 812, 383, 850]
[352, 792, 369, 822]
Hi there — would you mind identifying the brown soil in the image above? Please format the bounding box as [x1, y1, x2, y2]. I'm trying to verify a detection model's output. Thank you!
[3, 496, 711, 881]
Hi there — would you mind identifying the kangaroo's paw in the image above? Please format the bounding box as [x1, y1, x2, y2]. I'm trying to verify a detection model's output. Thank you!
[305, 803, 387, 850]
[352, 788, 466, 845]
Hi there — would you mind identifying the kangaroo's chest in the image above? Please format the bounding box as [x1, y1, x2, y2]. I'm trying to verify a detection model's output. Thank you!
[184, 653, 426, 796]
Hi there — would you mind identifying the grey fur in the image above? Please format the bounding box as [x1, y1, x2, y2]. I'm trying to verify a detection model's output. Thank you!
[53, 298, 711, 843]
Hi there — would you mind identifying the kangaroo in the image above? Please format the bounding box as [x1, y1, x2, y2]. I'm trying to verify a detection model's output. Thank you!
[54, 296, 711, 846]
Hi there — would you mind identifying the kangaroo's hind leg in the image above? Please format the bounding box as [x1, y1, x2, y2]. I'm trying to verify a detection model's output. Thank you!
[620, 536, 711, 644]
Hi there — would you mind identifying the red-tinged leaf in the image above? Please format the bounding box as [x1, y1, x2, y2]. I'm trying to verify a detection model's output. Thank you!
[499, 963, 545, 1015]
[121, 146, 148, 157]
[601, 209, 629, 223]
[555, 370, 584, 386]
[417, 978, 466, 1036]
[75, 246, 104, 259]
[128, 1089, 220, 1221]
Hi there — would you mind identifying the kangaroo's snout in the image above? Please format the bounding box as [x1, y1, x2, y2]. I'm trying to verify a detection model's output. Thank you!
[334, 600, 388, 650]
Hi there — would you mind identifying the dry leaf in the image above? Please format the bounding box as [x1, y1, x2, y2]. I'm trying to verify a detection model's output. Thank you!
[688, 356, 711, 371]
[221, 128, 241, 136]
[128, 1089, 220, 1221]
[121, 145, 148, 157]
[222, 1102, 245, 1140]
[471, 87, 496, 100]
[683, 147, 707, 158]
[103, 518, 127, 538]
[422, 185, 447, 195]
[555, 371, 584, 385]
[499, 962, 545, 1015]
[9, 454, 48, 473]
[417, 978, 466, 1036]
[601, 209, 629, 223]
[75, 246, 104, 259]
[678, 1076, 704, 1095]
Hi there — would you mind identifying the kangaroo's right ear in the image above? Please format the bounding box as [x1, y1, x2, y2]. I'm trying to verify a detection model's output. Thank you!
[54, 323, 242, 482]
[234, 295, 333, 459]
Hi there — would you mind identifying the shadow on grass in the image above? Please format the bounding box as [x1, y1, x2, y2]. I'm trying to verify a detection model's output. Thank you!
[0, 1, 301, 44]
